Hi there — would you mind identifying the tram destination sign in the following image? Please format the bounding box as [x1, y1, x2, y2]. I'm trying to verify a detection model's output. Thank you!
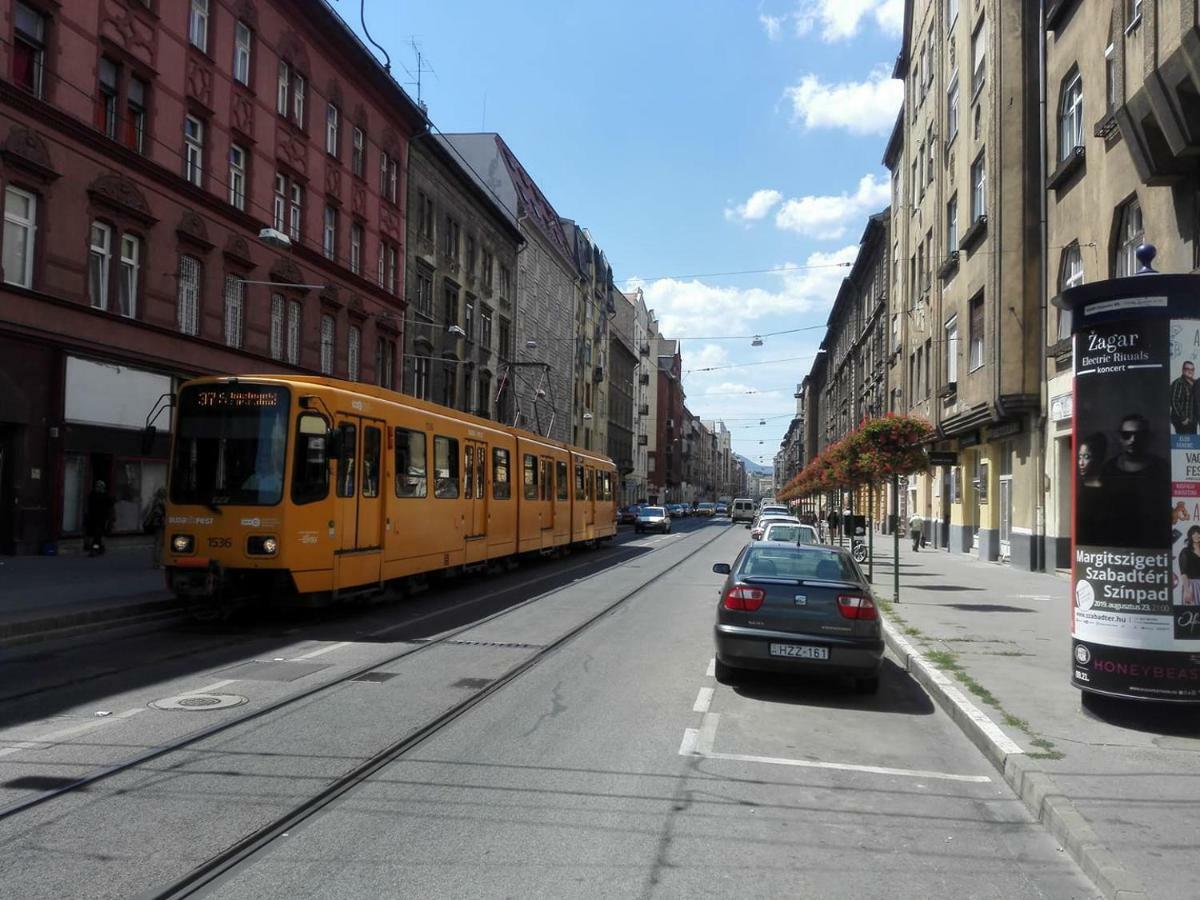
[194, 387, 283, 408]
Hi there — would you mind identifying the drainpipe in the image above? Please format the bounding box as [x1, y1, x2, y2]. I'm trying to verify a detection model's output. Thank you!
[1033, 0, 1049, 570]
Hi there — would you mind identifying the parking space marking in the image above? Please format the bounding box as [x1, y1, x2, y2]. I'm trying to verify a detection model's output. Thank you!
[195, 679, 239, 693]
[696, 712, 720, 755]
[694, 749, 993, 784]
[0, 709, 144, 758]
[705, 658, 715, 678]
[294, 641, 352, 660]
[692, 687, 713, 714]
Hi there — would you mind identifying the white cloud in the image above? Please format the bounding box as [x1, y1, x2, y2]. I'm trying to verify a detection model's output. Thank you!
[773, 174, 890, 240]
[759, 13, 785, 40]
[785, 66, 903, 135]
[762, 1, 902, 43]
[626, 246, 857, 340]
[725, 188, 783, 223]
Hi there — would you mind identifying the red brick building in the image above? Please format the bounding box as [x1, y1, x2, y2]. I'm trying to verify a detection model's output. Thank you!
[0, 0, 425, 552]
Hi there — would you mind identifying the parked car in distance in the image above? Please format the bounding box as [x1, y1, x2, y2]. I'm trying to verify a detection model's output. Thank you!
[618, 505, 641, 525]
[696, 502, 716, 518]
[750, 515, 801, 540]
[667, 504, 684, 519]
[711, 541, 882, 692]
[635, 506, 671, 534]
[762, 522, 820, 544]
[715, 503, 728, 517]
[730, 498, 755, 524]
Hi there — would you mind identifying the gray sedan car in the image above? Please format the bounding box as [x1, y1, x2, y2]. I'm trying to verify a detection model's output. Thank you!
[711, 541, 883, 693]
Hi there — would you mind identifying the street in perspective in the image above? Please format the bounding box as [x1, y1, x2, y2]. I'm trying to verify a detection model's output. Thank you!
[1, 0, 1199, 898]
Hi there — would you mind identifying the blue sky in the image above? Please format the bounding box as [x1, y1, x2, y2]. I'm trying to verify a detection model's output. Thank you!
[351, 0, 903, 466]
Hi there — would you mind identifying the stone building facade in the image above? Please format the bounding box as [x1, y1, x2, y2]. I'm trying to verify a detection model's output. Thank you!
[0, 0, 423, 552]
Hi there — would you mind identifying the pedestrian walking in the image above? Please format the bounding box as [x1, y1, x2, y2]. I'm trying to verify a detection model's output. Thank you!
[144, 486, 167, 568]
[84, 480, 115, 557]
[908, 511, 923, 552]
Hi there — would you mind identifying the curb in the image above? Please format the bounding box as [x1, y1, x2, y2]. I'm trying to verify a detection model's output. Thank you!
[0, 594, 180, 648]
[881, 614, 1149, 900]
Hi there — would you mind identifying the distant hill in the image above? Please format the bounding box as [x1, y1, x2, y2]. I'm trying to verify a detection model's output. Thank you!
[735, 454, 772, 476]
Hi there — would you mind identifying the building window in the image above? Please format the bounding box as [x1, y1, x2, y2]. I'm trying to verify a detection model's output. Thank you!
[946, 195, 958, 255]
[443, 216, 461, 260]
[478, 372, 491, 418]
[1116, 199, 1143, 277]
[1105, 43, 1117, 113]
[349, 222, 362, 275]
[443, 283, 459, 329]
[223, 274, 244, 348]
[233, 20, 252, 85]
[98, 58, 119, 139]
[945, 315, 959, 384]
[971, 16, 987, 95]
[178, 254, 201, 336]
[270, 293, 284, 360]
[293, 72, 305, 125]
[377, 241, 398, 294]
[320, 313, 335, 374]
[352, 127, 365, 177]
[465, 296, 475, 342]
[322, 205, 337, 260]
[119, 234, 139, 318]
[466, 235, 477, 277]
[1127, 0, 1142, 25]
[924, 339, 932, 398]
[325, 104, 339, 156]
[88, 221, 112, 310]
[415, 266, 433, 316]
[1059, 68, 1083, 161]
[289, 182, 303, 242]
[286, 299, 302, 364]
[481, 306, 493, 349]
[13, 2, 46, 98]
[418, 190, 434, 239]
[947, 75, 959, 143]
[380, 151, 398, 203]
[500, 265, 511, 302]
[188, 0, 209, 53]
[969, 293, 984, 371]
[127, 76, 147, 153]
[229, 144, 247, 210]
[926, 125, 934, 184]
[376, 337, 395, 389]
[183, 115, 204, 187]
[276, 61, 290, 116]
[348, 325, 361, 381]
[442, 363, 457, 408]
[1058, 243, 1084, 339]
[272, 174, 286, 232]
[414, 356, 430, 399]
[948, 0, 959, 25]
[970, 151, 986, 221]
[499, 317, 511, 360]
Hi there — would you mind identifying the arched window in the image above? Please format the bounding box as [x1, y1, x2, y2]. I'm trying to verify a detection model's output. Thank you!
[1115, 199, 1143, 277]
[1057, 243, 1083, 340]
[1058, 67, 1083, 162]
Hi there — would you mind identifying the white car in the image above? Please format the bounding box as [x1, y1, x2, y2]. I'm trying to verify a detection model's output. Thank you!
[750, 515, 801, 540]
[761, 522, 820, 544]
[730, 498, 756, 524]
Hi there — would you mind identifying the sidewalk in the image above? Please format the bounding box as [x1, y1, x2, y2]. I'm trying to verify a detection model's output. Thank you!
[0, 547, 175, 643]
[863, 534, 1195, 900]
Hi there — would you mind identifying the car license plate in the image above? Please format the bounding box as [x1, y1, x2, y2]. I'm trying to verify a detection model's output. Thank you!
[768, 643, 829, 660]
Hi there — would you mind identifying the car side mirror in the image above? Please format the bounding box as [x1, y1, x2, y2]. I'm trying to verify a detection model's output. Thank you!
[712, 563, 731, 575]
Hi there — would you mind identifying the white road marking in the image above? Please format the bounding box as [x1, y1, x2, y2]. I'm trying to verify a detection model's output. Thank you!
[194, 679, 238, 694]
[692, 687, 714, 714]
[294, 641, 352, 660]
[705, 658, 716, 678]
[679, 729, 699, 756]
[0, 709, 144, 758]
[696, 712, 720, 755]
[694, 749, 992, 784]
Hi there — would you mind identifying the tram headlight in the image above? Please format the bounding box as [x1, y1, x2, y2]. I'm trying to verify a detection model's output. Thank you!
[171, 534, 195, 554]
[247, 535, 279, 556]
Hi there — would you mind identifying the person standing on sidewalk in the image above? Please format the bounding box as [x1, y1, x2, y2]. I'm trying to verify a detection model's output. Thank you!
[84, 480, 115, 557]
[908, 511, 923, 552]
[144, 487, 167, 568]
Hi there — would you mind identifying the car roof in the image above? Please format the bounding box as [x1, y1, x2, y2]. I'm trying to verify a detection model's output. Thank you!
[751, 540, 848, 556]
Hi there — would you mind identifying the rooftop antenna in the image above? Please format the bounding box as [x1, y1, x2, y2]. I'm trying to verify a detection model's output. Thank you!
[408, 39, 436, 111]
[359, 0, 391, 74]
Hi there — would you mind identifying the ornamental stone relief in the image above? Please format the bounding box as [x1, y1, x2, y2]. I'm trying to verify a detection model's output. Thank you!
[186, 55, 213, 108]
[100, 0, 155, 66]
[231, 91, 254, 135]
[277, 126, 308, 175]
[176, 210, 211, 246]
[232, 0, 259, 28]
[4, 126, 54, 175]
[88, 174, 152, 219]
[352, 184, 367, 218]
[380, 208, 400, 239]
[325, 165, 341, 203]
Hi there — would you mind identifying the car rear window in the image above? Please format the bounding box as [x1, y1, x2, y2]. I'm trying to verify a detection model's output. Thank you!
[740, 547, 858, 582]
[643, 507, 665, 516]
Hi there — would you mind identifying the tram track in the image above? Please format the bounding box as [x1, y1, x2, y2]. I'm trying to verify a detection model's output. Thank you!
[0, 525, 724, 845]
[132, 523, 725, 899]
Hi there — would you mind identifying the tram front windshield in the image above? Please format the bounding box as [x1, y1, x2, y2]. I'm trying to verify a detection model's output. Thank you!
[170, 384, 289, 507]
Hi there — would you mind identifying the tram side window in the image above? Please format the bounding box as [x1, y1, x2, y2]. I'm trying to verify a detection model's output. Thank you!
[575, 464, 585, 501]
[464, 445, 475, 499]
[540, 458, 551, 501]
[475, 448, 485, 499]
[434, 435, 459, 499]
[395, 428, 427, 498]
[362, 427, 381, 498]
[523, 453, 538, 501]
[292, 414, 330, 505]
[492, 448, 511, 500]
[336, 423, 357, 498]
[556, 461, 568, 501]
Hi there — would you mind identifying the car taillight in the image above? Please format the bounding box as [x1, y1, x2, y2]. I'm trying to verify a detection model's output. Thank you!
[723, 585, 765, 611]
[837, 593, 878, 620]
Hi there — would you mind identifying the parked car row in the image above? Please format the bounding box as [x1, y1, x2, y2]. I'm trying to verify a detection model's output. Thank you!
[618, 502, 732, 523]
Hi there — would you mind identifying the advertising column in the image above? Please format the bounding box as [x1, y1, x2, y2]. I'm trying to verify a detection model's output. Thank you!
[1062, 268, 1200, 702]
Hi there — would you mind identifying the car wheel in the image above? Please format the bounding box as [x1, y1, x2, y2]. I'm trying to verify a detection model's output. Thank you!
[854, 675, 880, 695]
[714, 658, 737, 685]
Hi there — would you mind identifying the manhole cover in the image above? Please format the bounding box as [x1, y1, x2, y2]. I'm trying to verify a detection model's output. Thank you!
[150, 693, 248, 711]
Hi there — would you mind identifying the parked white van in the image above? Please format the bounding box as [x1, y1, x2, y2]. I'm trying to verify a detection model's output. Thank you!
[731, 498, 755, 524]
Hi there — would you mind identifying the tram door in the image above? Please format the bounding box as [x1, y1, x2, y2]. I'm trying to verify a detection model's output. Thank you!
[585, 466, 597, 533]
[464, 441, 488, 565]
[333, 417, 384, 589]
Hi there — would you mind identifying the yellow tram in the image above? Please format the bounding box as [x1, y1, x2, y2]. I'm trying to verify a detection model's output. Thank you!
[162, 375, 618, 607]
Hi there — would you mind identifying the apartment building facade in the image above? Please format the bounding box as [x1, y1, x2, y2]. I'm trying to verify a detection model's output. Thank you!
[608, 282, 636, 500]
[0, 0, 424, 552]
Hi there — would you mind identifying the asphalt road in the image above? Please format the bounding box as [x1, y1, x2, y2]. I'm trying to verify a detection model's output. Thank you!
[0, 520, 1098, 899]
